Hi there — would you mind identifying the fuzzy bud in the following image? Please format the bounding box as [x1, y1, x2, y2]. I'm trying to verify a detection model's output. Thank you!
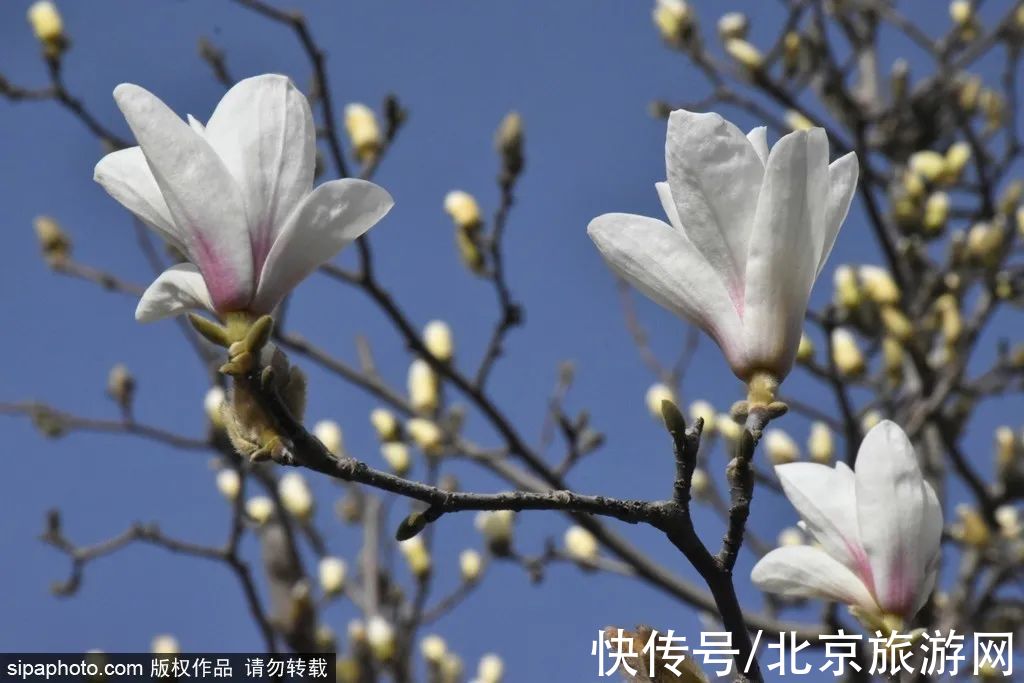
[564, 525, 599, 563]
[966, 221, 1004, 267]
[831, 328, 865, 378]
[204, 386, 226, 430]
[444, 191, 482, 232]
[313, 420, 343, 456]
[408, 359, 440, 414]
[27, 2, 65, 55]
[923, 192, 950, 233]
[688, 400, 716, 433]
[796, 332, 815, 363]
[366, 616, 395, 661]
[423, 320, 454, 362]
[278, 472, 314, 520]
[785, 110, 814, 132]
[833, 265, 862, 309]
[995, 426, 1016, 470]
[495, 111, 524, 180]
[106, 364, 135, 410]
[319, 556, 347, 596]
[908, 150, 947, 183]
[475, 510, 514, 547]
[777, 527, 805, 547]
[477, 654, 504, 683]
[882, 336, 905, 383]
[653, 0, 693, 45]
[344, 103, 381, 164]
[944, 142, 971, 180]
[245, 496, 274, 525]
[456, 225, 487, 275]
[935, 294, 962, 346]
[765, 429, 800, 465]
[34, 215, 71, 266]
[216, 469, 240, 501]
[880, 306, 913, 342]
[459, 548, 483, 582]
[725, 39, 763, 70]
[716, 417, 742, 442]
[370, 408, 400, 442]
[645, 383, 677, 420]
[859, 265, 901, 305]
[959, 75, 982, 112]
[421, 635, 447, 664]
[399, 535, 432, 577]
[995, 505, 1021, 539]
[381, 442, 411, 476]
[406, 418, 444, 456]
[717, 12, 748, 41]
[151, 635, 180, 655]
[807, 422, 834, 464]
[952, 504, 991, 548]
[861, 410, 883, 432]
[690, 468, 709, 498]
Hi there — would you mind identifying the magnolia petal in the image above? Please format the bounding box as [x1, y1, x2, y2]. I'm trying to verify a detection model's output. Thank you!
[816, 151, 859, 277]
[746, 126, 769, 166]
[252, 178, 393, 312]
[741, 128, 829, 379]
[855, 420, 937, 617]
[665, 110, 764, 296]
[655, 181, 685, 232]
[187, 114, 206, 136]
[203, 74, 316, 268]
[751, 546, 876, 612]
[136, 263, 214, 322]
[113, 83, 253, 311]
[588, 213, 743, 363]
[775, 462, 871, 581]
[93, 147, 184, 253]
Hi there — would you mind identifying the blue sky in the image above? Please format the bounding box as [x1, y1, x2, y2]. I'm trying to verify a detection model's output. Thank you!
[0, 1, 1018, 680]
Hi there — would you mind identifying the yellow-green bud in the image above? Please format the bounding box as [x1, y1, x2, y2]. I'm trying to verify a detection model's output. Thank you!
[785, 110, 814, 131]
[278, 472, 314, 520]
[653, 0, 693, 45]
[777, 527, 805, 547]
[908, 150, 947, 183]
[944, 142, 972, 180]
[366, 616, 395, 661]
[245, 496, 274, 525]
[807, 422, 834, 464]
[444, 191, 482, 232]
[725, 39, 763, 70]
[381, 442, 411, 476]
[423, 320, 454, 362]
[420, 635, 447, 664]
[344, 103, 381, 164]
[796, 332, 815, 363]
[106, 364, 135, 409]
[952, 504, 991, 548]
[717, 417, 742, 442]
[408, 358, 440, 413]
[765, 429, 800, 465]
[204, 386, 226, 430]
[34, 215, 71, 266]
[923, 192, 950, 233]
[688, 400, 716, 433]
[216, 468, 241, 501]
[474, 509, 514, 545]
[717, 12, 748, 41]
[882, 336, 905, 383]
[370, 408, 400, 442]
[831, 328, 865, 378]
[833, 265, 862, 308]
[459, 548, 483, 581]
[966, 221, 1004, 266]
[477, 654, 504, 683]
[151, 635, 180, 655]
[319, 556, 347, 596]
[313, 419, 343, 456]
[399, 535, 432, 577]
[406, 418, 444, 456]
[995, 505, 1021, 539]
[861, 410, 882, 432]
[27, 2, 65, 54]
[645, 382, 677, 420]
[564, 525, 599, 563]
[880, 306, 913, 342]
[690, 468, 709, 498]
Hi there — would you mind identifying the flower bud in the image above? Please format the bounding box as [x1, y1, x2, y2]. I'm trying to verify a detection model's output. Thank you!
[908, 150, 947, 183]
[564, 525, 599, 563]
[882, 336, 904, 383]
[777, 527, 805, 547]
[959, 75, 982, 111]
[474, 509, 514, 547]
[106, 364, 135, 409]
[716, 417, 741, 442]
[344, 103, 381, 163]
[783, 32, 802, 75]
[902, 170, 926, 200]
[949, 1, 973, 27]
[861, 410, 882, 432]
[477, 654, 504, 683]
[890, 59, 909, 101]
[645, 382, 676, 420]
[245, 496, 274, 525]
[999, 180, 1023, 216]
[690, 468, 709, 498]
[833, 265, 861, 309]
[313, 420, 343, 456]
[952, 504, 991, 548]
[653, 0, 693, 45]
[796, 333, 815, 363]
[765, 429, 800, 465]
[966, 221, 1004, 266]
[831, 328, 865, 378]
[423, 320, 454, 362]
[880, 306, 913, 343]
[27, 2, 65, 54]
[421, 635, 447, 664]
[980, 89, 1005, 131]
[934, 294, 962, 345]
[456, 226, 487, 275]
[858, 265, 900, 305]
[204, 386, 226, 430]
[216, 468, 240, 501]
[725, 39, 763, 70]
[944, 142, 971, 180]
[444, 191, 482, 232]
[278, 472, 314, 520]
[923, 192, 950, 233]
[399, 535, 432, 577]
[319, 556, 347, 596]
[370, 408, 400, 442]
[688, 400, 716, 433]
[406, 418, 444, 456]
[807, 422, 834, 464]
[995, 505, 1021, 539]
[785, 110, 814, 132]
[151, 634, 180, 655]
[495, 111, 524, 179]
[459, 548, 483, 582]
[366, 616, 395, 661]
[995, 426, 1016, 470]
[408, 359, 440, 413]
[717, 12, 748, 41]
[381, 442, 411, 476]
[34, 215, 71, 266]
[440, 654, 463, 683]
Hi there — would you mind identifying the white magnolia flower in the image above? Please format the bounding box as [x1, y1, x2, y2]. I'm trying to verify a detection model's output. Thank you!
[751, 421, 942, 627]
[95, 74, 393, 322]
[588, 110, 858, 383]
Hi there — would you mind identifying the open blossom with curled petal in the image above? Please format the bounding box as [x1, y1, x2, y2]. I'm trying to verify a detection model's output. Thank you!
[588, 110, 858, 384]
[94, 74, 393, 322]
[751, 421, 942, 628]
